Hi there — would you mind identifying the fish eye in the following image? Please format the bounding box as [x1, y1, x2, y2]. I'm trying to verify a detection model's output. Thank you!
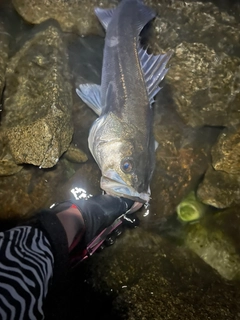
[121, 157, 134, 173]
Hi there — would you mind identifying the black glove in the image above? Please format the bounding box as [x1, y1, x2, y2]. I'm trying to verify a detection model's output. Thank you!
[71, 195, 134, 245]
[17, 195, 134, 276]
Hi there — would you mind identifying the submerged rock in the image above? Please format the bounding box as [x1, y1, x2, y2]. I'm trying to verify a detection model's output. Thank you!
[87, 228, 240, 319]
[2, 20, 73, 168]
[212, 127, 240, 174]
[197, 166, 240, 208]
[12, 0, 115, 36]
[0, 158, 23, 176]
[142, 1, 240, 128]
[184, 208, 240, 281]
[166, 42, 240, 127]
[151, 1, 240, 56]
[0, 168, 39, 218]
[0, 32, 103, 219]
[0, 131, 23, 176]
[64, 145, 88, 164]
[0, 158, 77, 219]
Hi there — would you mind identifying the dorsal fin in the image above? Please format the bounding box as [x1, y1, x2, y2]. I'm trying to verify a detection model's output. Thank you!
[138, 45, 173, 104]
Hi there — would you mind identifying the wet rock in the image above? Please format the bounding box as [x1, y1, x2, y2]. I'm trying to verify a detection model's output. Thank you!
[0, 32, 103, 219]
[0, 0, 33, 59]
[2, 20, 73, 168]
[212, 127, 240, 174]
[197, 166, 240, 208]
[150, 1, 240, 56]
[185, 217, 240, 280]
[87, 228, 240, 319]
[12, 0, 115, 36]
[64, 145, 88, 164]
[26, 160, 75, 210]
[211, 206, 240, 255]
[0, 131, 23, 176]
[0, 158, 77, 219]
[166, 42, 240, 127]
[0, 168, 38, 218]
[142, 1, 240, 128]
[0, 157, 23, 176]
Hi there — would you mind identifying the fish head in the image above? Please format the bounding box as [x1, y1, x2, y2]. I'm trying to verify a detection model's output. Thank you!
[89, 114, 155, 202]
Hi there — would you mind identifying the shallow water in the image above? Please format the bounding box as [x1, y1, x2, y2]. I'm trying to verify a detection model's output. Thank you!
[0, 0, 240, 319]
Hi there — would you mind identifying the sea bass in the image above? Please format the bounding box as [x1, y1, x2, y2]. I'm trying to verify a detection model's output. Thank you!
[76, 0, 172, 202]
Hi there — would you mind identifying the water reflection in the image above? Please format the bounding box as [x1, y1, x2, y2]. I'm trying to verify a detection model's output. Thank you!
[71, 187, 93, 200]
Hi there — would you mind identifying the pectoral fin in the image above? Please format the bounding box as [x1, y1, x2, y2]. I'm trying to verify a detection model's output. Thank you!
[76, 83, 102, 116]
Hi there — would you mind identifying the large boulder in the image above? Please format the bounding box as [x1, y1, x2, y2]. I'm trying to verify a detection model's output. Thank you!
[85, 228, 240, 320]
[12, 0, 114, 36]
[197, 165, 240, 208]
[2, 20, 73, 168]
[147, 1, 240, 128]
[212, 127, 240, 174]
[166, 42, 240, 127]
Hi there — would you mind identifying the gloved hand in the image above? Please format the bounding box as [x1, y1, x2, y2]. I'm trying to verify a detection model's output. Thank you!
[71, 194, 135, 245]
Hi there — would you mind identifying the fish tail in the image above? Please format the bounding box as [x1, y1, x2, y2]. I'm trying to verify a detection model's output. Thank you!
[95, 0, 156, 34]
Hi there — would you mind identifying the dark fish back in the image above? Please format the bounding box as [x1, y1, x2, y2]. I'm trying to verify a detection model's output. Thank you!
[100, 0, 156, 124]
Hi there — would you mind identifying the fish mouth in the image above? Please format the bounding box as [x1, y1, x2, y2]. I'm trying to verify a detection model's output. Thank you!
[100, 169, 150, 203]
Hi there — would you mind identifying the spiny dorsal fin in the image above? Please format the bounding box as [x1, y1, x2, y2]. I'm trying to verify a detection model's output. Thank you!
[138, 45, 173, 104]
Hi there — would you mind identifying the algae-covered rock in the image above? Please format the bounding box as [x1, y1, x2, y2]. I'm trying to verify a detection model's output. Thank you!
[2, 20, 73, 168]
[0, 30, 104, 219]
[150, 1, 240, 56]
[184, 210, 240, 281]
[212, 127, 240, 174]
[0, 168, 38, 218]
[0, 158, 77, 219]
[166, 42, 240, 127]
[12, 0, 115, 36]
[0, 131, 23, 176]
[210, 206, 240, 253]
[0, 157, 23, 176]
[197, 166, 240, 208]
[86, 228, 240, 319]
[141, 1, 240, 129]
